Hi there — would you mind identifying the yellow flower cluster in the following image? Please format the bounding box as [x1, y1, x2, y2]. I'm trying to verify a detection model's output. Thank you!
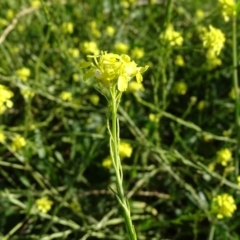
[160, 24, 183, 46]
[35, 197, 53, 213]
[88, 21, 101, 38]
[80, 52, 148, 92]
[61, 22, 74, 34]
[11, 135, 26, 151]
[59, 91, 72, 102]
[105, 26, 115, 36]
[102, 156, 112, 169]
[81, 41, 99, 55]
[21, 89, 35, 99]
[175, 82, 188, 95]
[0, 84, 14, 114]
[119, 141, 133, 158]
[201, 25, 225, 58]
[175, 55, 185, 66]
[114, 42, 129, 54]
[216, 148, 232, 166]
[131, 47, 145, 60]
[212, 193, 237, 219]
[16, 67, 31, 82]
[218, 0, 236, 21]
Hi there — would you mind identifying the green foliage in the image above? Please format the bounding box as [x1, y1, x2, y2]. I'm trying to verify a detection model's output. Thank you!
[0, 0, 240, 239]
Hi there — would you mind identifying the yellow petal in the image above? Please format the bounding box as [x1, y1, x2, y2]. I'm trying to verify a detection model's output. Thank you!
[136, 72, 142, 83]
[118, 75, 128, 92]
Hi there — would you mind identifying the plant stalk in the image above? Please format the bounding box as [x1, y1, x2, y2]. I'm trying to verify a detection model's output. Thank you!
[110, 87, 137, 240]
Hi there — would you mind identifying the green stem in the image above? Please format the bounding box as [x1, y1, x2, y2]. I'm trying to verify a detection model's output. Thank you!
[110, 87, 137, 240]
[232, 14, 239, 177]
[208, 223, 215, 240]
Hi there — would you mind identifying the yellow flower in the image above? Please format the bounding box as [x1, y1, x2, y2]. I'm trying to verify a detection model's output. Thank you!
[208, 162, 216, 172]
[128, 81, 145, 92]
[80, 51, 148, 92]
[0, 18, 8, 27]
[206, 55, 222, 69]
[131, 47, 145, 59]
[120, 0, 136, 8]
[212, 193, 237, 219]
[149, 113, 159, 123]
[219, 0, 236, 21]
[61, 22, 74, 34]
[197, 100, 206, 111]
[175, 55, 185, 66]
[160, 24, 183, 46]
[201, 25, 225, 57]
[114, 42, 129, 54]
[216, 148, 232, 166]
[89, 94, 100, 105]
[229, 87, 240, 100]
[119, 141, 132, 158]
[72, 73, 79, 82]
[68, 48, 80, 58]
[102, 156, 112, 169]
[31, 0, 41, 7]
[195, 10, 205, 21]
[88, 21, 101, 38]
[21, 89, 35, 99]
[175, 82, 187, 95]
[0, 130, 6, 143]
[35, 197, 53, 213]
[106, 26, 115, 36]
[70, 199, 81, 212]
[11, 135, 26, 151]
[81, 41, 99, 55]
[16, 67, 31, 82]
[6, 10, 15, 20]
[0, 85, 14, 114]
[59, 91, 72, 102]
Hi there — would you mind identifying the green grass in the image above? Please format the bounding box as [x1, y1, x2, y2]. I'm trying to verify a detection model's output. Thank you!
[0, 0, 240, 239]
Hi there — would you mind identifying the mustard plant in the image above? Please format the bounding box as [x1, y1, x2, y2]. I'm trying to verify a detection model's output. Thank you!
[81, 51, 148, 239]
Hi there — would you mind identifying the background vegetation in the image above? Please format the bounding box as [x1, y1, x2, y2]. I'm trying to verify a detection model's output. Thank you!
[0, 0, 240, 239]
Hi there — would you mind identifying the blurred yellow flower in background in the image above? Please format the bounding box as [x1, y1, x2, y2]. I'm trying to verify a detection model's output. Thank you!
[175, 55, 185, 66]
[131, 47, 145, 60]
[0, 131, 6, 143]
[81, 41, 99, 55]
[36, 197, 53, 213]
[59, 91, 72, 102]
[0, 85, 14, 114]
[102, 156, 112, 169]
[201, 25, 225, 57]
[160, 24, 183, 46]
[216, 148, 232, 166]
[175, 82, 188, 95]
[89, 94, 100, 105]
[16, 67, 31, 82]
[119, 141, 133, 158]
[11, 135, 26, 151]
[21, 89, 35, 99]
[218, 0, 236, 21]
[114, 42, 129, 54]
[212, 193, 237, 219]
[105, 26, 115, 36]
[61, 22, 74, 34]
[68, 48, 80, 58]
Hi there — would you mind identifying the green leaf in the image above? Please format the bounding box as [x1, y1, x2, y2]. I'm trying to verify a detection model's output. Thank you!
[83, 68, 95, 81]
[79, 62, 93, 68]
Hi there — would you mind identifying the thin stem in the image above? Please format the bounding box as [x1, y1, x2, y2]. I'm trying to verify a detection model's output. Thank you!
[208, 223, 215, 240]
[232, 14, 239, 177]
[110, 87, 137, 240]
